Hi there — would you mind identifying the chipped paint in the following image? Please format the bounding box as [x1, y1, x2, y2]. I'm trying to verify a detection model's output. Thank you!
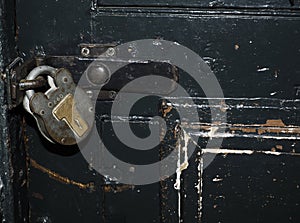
[180, 119, 300, 141]
[230, 119, 300, 136]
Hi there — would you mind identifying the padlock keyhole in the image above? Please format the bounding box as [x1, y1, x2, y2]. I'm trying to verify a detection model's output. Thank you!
[62, 77, 68, 83]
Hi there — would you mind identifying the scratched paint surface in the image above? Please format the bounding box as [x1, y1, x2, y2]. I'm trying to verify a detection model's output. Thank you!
[15, 0, 300, 222]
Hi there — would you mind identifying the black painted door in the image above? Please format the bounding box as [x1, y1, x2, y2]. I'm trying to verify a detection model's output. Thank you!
[1, 0, 299, 222]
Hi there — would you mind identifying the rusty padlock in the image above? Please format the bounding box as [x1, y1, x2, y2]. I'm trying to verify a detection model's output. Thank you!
[23, 66, 94, 145]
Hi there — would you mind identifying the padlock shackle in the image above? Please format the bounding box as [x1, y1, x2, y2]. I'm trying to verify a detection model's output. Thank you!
[25, 66, 57, 100]
[23, 65, 58, 144]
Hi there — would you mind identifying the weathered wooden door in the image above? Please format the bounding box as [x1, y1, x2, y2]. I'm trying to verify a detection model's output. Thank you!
[1, 0, 300, 222]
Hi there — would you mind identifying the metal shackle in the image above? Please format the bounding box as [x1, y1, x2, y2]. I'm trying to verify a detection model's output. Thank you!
[25, 65, 57, 100]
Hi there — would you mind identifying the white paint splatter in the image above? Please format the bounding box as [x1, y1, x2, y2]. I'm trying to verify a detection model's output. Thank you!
[208, 127, 218, 139]
[257, 67, 270, 72]
[212, 176, 223, 182]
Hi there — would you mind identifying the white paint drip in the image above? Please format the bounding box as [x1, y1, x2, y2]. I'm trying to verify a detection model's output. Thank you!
[174, 138, 181, 222]
[195, 151, 203, 221]
[174, 130, 190, 223]
[174, 131, 190, 190]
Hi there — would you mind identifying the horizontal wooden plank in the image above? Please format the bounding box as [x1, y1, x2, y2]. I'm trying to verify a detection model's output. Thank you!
[96, 0, 300, 9]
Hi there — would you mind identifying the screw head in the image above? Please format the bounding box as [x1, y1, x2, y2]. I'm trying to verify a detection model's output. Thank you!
[81, 47, 90, 57]
[106, 47, 115, 56]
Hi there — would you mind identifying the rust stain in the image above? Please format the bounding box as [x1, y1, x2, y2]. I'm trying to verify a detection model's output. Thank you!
[102, 184, 135, 193]
[30, 158, 95, 191]
[161, 100, 173, 118]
